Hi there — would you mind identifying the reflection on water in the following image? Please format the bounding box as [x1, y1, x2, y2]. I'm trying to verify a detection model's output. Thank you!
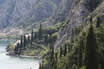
[0, 42, 40, 69]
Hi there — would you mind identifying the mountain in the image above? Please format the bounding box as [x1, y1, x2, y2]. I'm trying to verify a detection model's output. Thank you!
[0, 0, 61, 36]
[42, 0, 104, 69]
[6, 0, 104, 69]
[54, 0, 104, 48]
[0, 0, 104, 42]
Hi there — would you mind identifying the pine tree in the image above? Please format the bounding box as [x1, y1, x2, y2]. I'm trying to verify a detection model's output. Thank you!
[86, 25, 98, 69]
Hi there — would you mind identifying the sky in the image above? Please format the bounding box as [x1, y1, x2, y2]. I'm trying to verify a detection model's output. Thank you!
[0, 0, 5, 4]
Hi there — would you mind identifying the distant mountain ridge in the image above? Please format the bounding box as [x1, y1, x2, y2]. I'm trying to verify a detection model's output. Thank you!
[0, 0, 61, 36]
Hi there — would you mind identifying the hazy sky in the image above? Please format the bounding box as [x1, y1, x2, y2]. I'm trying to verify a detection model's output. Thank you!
[0, 0, 5, 4]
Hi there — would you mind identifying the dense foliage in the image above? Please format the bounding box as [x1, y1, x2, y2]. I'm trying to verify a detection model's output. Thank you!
[11, 23, 61, 56]
[39, 17, 104, 69]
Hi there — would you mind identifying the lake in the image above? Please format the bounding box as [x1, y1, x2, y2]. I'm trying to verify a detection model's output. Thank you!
[0, 41, 40, 69]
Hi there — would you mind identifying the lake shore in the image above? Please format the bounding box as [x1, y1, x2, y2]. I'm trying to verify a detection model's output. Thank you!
[7, 53, 42, 59]
[0, 41, 40, 69]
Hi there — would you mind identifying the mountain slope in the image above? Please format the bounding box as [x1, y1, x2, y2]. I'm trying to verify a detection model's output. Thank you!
[54, 0, 103, 48]
[0, 0, 61, 36]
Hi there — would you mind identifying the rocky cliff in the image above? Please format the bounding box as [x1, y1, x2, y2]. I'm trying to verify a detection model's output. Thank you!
[54, 0, 104, 48]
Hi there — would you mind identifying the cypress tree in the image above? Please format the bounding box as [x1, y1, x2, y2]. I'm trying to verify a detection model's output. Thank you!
[54, 53, 58, 69]
[20, 35, 23, 48]
[18, 49, 21, 55]
[71, 28, 75, 40]
[39, 63, 42, 69]
[66, 65, 69, 69]
[23, 34, 26, 49]
[78, 38, 84, 67]
[28, 36, 30, 44]
[64, 44, 67, 56]
[33, 32, 36, 39]
[96, 17, 101, 27]
[14, 42, 20, 55]
[14, 46, 18, 55]
[45, 34, 48, 45]
[67, 43, 73, 53]
[49, 45, 55, 69]
[31, 27, 34, 46]
[34, 32, 37, 39]
[18, 42, 21, 55]
[39, 23, 42, 40]
[60, 47, 63, 57]
[31, 26, 34, 42]
[86, 25, 98, 69]
[89, 16, 93, 23]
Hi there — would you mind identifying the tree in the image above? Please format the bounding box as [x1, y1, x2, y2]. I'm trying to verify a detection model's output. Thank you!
[86, 25, 98, 69]
[72, 64, 78, 69]
[78, 38, 84, 67]
[34, 32, 36, 39]
[64, 44, 67, 56]
[31, 27, 34, 46]
[23, 34, 26, 49]
[39, 63, 43, 69]
[34, 32, 37, 39]
[54, 53, 58, 69]
[20, 35, 23, 48]
[39, 23, 42, 40]
[49, 45, 55, 69]
[65, 65, 69, 69]
[71, 28, 75, 40]
[27, 35, 31, 44]
[60, 47, 63, 57]
[96, 17, 101, 27]
[44, 34, 48, 45]
[14, 42, 20, 55]
[31, 27, 34, 45]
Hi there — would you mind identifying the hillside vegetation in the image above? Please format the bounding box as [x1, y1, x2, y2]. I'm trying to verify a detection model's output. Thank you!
[6, 0, 104, 69]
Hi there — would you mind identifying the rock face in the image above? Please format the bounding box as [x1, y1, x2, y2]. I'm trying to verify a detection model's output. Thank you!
[51, 0, 73, 23]
[54, 0, 104, 48]
[0, 0, 61, 35]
